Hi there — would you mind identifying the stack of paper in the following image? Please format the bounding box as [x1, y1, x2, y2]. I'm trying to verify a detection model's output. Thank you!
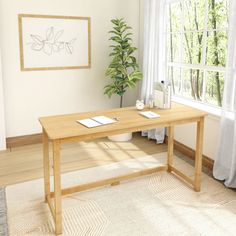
[139, 111, 160, 119]
[77, 116, 117, 128]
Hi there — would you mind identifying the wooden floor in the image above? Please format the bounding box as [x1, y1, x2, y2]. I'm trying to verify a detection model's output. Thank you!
[0, 133, 167, 186]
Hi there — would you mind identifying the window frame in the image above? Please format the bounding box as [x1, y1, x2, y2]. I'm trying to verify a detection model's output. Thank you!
[165, 0, 228, 109]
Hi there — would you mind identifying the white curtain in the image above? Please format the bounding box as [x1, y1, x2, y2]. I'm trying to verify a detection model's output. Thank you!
[0, 48, 6, 151]
[213, 1, 236, 188]
[141, 0, 166, 143]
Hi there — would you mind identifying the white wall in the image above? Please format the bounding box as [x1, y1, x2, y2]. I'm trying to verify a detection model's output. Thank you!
[0, 51, 6, 150]
[174, 115, 220, 160]
[0, 0, 140, 137]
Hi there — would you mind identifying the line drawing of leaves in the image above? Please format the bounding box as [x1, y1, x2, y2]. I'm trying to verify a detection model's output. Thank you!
[29, 27, 77, 56]
[54, 30, 64, 42]
[43, 42, 53, 55]
[52, 42, 64, 52]
[31, 42, 44, 51]
[46, 27, 54, 41]
[65, 42, 73, 54]
[30, 34, 43, 44]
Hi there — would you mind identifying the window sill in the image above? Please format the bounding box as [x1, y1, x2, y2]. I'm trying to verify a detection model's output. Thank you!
[172, 96, 222, 119]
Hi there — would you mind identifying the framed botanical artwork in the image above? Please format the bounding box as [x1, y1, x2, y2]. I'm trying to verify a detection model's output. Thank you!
[18, 14, 91, 71]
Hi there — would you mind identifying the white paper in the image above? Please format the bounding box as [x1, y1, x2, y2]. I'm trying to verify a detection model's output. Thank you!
[91, 116, 116, 125]
[139, 111, 160, 119]
[77, 118, 101, 128]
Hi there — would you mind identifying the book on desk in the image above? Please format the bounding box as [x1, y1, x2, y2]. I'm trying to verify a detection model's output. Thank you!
[139, 111, 160, 119]
[77, 115, 117, 128]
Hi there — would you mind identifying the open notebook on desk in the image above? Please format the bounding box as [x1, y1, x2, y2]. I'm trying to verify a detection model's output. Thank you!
[77, 116, 117, 128]
[139, 111, 160, 119]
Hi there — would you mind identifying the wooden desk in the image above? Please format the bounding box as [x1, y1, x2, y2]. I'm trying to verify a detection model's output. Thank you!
[39, 102, 207, 235]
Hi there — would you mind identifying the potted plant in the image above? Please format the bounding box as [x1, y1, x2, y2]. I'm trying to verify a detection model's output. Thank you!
[104, 18, 142, 141]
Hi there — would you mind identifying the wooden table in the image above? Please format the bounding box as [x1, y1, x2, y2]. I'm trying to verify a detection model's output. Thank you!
[39, 102, 207, 235]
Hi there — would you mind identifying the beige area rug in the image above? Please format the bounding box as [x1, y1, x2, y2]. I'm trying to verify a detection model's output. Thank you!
[6, 153, 236, 236]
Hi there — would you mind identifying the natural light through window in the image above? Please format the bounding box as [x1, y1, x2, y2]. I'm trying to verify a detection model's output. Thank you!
[166, 0, 228, 107]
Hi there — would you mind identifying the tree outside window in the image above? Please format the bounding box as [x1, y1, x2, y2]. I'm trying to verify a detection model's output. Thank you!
[166, 0, 228, 107]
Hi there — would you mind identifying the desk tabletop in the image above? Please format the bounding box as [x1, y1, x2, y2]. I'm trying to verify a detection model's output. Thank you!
[39, 102, 207, 142]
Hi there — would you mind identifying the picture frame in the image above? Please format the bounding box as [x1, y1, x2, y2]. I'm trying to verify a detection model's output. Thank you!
[18, 14, 91, 71]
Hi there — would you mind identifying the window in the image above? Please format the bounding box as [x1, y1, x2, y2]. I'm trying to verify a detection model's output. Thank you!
[166, 0, 228, 107]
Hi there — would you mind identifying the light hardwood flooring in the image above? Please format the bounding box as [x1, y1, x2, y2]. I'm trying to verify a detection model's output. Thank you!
[0, 133, 167, 186]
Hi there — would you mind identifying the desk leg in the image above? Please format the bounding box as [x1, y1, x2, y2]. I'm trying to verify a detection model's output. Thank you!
[53, 140, 62, 235]
[43, 129, 50, 202]
[167, 126, 174, 172]
[194, 117, 204, 192]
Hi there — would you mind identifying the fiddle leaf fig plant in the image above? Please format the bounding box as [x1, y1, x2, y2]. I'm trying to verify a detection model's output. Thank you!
[104, 18, 142, 108]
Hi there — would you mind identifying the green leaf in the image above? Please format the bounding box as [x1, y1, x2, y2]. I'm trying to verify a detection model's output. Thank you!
[124, 33, 133, 38]
[111, 19, 119, 26]
[109, 30, 121, 36]
[104, 18, 143, 99]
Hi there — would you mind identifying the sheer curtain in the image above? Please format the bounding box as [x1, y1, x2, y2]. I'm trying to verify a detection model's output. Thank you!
[141, 0, 166, 143]
[213, 0, 236, 188]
